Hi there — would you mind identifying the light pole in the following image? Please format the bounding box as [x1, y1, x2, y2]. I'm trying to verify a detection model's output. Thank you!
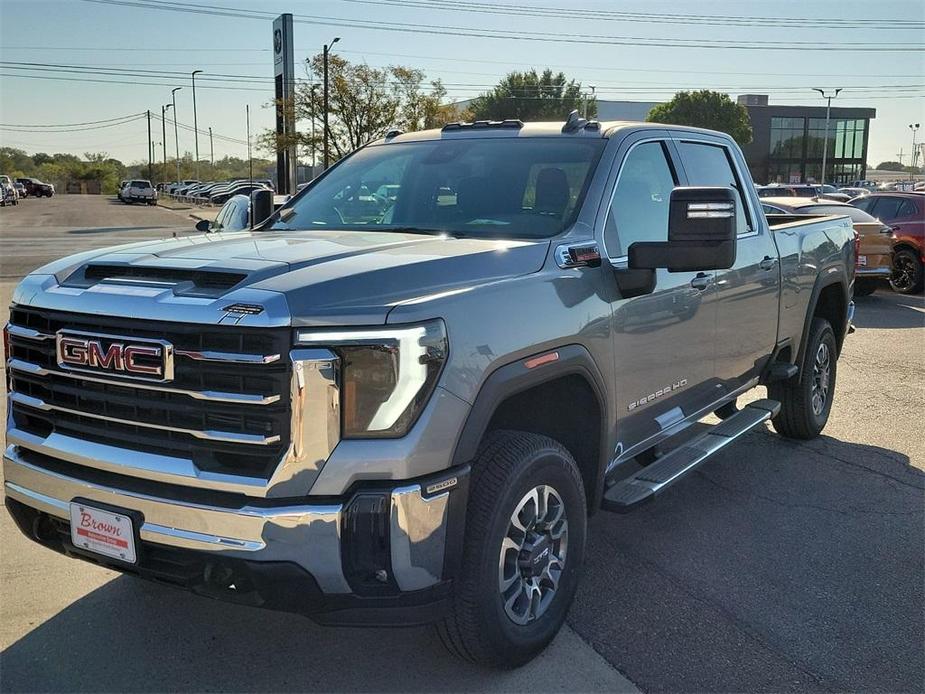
[208, 127, 214, 168]
[910, 123, 921, 175]
[812, 88, 841, 186]
[323, 37, 340, 170]
[171, 87, 182, 184]
[192, 70, 203, 180]
[161, 103, 172, 182]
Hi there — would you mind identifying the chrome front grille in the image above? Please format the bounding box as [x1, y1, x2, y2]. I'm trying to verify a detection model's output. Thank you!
[7, 307, 292, 479]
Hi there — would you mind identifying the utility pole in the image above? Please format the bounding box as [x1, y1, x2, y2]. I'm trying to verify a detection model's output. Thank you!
[171, 87, 182, 184]
[812, 88, 841, 186]
[910, 123, 921, 173]
[323, 37, 340, 169]
[192, 70, 203, 180]
[896, 149, 905, 167]
[209, 127, 214, 168]
[584, 85, 596, 119]
[162, 103, 171, 182]
[146, 110, 153, 181]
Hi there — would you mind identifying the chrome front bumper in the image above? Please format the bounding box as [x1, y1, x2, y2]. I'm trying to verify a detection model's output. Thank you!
[3, 445, 464, 598]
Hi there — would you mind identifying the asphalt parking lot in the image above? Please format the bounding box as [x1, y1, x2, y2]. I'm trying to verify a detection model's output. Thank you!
[1, 195, 923, 693]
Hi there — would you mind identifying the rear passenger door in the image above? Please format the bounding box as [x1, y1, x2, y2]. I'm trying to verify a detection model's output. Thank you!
[603, 133, 719, 453]
[672, 135, 781, 393]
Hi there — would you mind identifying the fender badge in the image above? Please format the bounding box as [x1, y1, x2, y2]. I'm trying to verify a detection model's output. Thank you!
[426, 477, 457, 495]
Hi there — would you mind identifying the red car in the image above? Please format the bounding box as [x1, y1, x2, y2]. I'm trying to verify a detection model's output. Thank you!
[852, 193, 925, 294]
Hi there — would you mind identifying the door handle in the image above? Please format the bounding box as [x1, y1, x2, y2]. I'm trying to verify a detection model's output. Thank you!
[758, 256, 778, 271]
[690, 273, 712, 291]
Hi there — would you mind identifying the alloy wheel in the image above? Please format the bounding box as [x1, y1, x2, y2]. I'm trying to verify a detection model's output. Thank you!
[811, 341, 831, 416]
[498, 484, 568, 626]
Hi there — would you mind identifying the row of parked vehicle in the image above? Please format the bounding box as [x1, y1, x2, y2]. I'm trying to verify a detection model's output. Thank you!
[160, 179, 275, 205]
[758, 187, 925, 295]
[0, 176, 55, 206]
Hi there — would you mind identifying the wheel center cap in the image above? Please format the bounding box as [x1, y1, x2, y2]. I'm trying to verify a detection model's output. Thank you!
[519, 534, 552, 577]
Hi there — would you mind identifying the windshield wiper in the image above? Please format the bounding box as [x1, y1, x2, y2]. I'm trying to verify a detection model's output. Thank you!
[384, 226, 463, 238]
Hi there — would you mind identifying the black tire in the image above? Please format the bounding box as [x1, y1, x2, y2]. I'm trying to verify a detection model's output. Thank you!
[437, 430, 587, 668]
[889, 248, 924, 294]
[853, 279, 878, 297]
[768, 317, 837, 440]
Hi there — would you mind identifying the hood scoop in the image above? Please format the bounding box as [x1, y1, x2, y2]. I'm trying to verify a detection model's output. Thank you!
[67, 263, 248, 298]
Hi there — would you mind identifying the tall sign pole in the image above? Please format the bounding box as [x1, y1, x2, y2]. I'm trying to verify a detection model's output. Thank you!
[273, 13, 296, 194]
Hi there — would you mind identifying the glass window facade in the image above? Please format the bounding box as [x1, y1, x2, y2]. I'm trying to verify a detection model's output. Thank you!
[767, 115, 868, 185]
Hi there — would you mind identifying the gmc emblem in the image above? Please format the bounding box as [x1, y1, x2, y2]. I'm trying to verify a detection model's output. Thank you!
[56, 330, 173, 382]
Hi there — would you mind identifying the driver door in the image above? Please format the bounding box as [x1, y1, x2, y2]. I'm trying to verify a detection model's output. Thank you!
[602, 135, 719, 455]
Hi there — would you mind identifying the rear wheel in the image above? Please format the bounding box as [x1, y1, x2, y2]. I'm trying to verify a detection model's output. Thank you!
[437, 430, 587, 668]
[890, 248, 924, 294]
[769, 318, 837, 440]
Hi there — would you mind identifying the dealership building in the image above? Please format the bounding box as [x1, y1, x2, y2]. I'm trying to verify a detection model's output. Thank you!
[597, 95, 876, 185]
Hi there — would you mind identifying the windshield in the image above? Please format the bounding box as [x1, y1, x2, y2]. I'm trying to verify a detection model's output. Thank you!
[271, 138, 606, 238]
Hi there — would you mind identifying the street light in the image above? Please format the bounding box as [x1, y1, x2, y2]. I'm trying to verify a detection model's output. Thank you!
[812, 88, 841, 186]
[171, 87, 182, 184]
[910, 123, 921, 174]
[310, 83, 318, 170]
[161, 103, 172, 182]
[323, 37, 340, 170]
[192, 70, 203, 180]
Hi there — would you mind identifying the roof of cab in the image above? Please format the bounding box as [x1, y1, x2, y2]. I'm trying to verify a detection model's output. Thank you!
[371, 120, 733, 145]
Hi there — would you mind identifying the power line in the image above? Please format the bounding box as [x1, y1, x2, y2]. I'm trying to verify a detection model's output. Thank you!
[77, 0, 925, 52]
[335, 0, 925, 31]
[0, 112, 146, 128]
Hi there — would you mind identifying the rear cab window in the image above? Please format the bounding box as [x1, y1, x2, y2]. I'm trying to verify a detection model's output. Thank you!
[675, 140, 753, 234]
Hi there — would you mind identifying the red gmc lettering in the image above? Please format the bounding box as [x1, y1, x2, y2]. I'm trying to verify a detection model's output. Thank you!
[123, 345, 162, 375]
[88, 341, 124, 370]
[58, 336, 89, 366]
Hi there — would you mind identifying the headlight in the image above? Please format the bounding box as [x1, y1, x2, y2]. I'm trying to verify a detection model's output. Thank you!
[295, 320, 447, 438]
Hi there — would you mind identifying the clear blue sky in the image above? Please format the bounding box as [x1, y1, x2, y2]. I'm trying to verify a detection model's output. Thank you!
[1, 0, 923, 167]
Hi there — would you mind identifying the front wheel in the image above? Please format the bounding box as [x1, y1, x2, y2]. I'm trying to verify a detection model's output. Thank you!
[769, 317, 837, 440]
[437, 430, 587, 668]
[890, 248, 924, 294]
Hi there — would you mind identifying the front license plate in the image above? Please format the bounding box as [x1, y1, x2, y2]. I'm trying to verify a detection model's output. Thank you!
[69, 502, 137, 564]
[858, 255, 868, 266]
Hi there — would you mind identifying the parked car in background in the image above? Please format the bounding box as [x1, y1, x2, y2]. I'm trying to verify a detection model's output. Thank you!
[209, 183, 271, 205]
[16, 177, 54, 197]
[763, 196, 893, 296]
[1, 175, 19, 206]
[13, 181, 26, 198]
[120, 179, 157, 205]
[839, 187, 870, 198]
[852, 192, 925, 293]
[195, 192, 292, 233]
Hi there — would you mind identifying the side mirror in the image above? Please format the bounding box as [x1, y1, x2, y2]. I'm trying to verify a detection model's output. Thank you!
[250, 189, 273, 228]
[628, 187, 738, 272]
[195, 219, 211, 233]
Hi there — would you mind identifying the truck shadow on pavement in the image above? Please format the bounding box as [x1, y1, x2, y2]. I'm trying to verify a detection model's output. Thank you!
[2, 429, 920, 693]
[569, 426, 924, 693]
[852, 290, 925, 329]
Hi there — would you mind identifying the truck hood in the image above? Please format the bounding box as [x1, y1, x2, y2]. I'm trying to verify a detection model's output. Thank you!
[31, 230, 550, 326]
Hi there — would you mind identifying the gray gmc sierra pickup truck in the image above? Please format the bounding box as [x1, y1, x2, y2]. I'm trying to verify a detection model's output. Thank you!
[4, 113, 855, 667]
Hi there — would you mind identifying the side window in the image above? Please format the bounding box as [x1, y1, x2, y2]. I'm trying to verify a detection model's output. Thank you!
[604, 141, 677, 257]
[676, 141, 752, 233]
[852, 197, 874, 213]
[870, 197, 904, 222]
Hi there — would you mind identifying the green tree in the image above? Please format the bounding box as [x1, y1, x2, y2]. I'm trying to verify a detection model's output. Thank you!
[875, 161, 906, 171]
[647, 90, 753, 145]
[259, 55, 456, 164]
[468, 69, 593, 122]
